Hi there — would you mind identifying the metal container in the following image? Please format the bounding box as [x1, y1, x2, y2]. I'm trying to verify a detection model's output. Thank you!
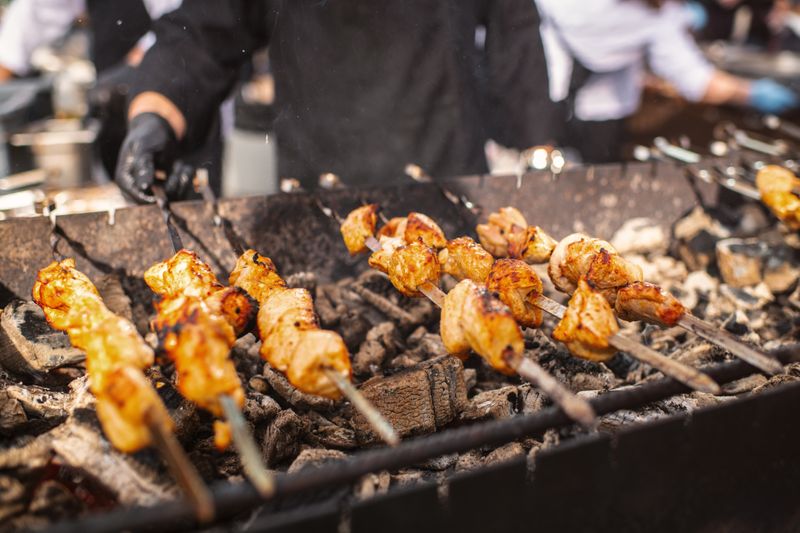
[10, 118, 98, 188]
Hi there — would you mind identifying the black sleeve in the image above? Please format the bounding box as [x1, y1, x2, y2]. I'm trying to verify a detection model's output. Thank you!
[130, 0, 271, 149]
[484, 0, 560, 148]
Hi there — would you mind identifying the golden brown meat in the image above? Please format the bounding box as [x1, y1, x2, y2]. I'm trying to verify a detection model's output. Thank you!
[520, 226, 558, 264]
[548, 233, 642, 304]
[552, 278, 619, 362]
[485, 259, 544, 328]
[229, 249, 286, 303]
[404, 212, 447, 249]
[615, 282, 686, 327]
[476, 207, 528, 258]
[152, 295, 244, 420]
[33, 259, 173, 453]
[144, 249, 221, 299]
[147, 250, 257, 336]
[341, 204, 379, 255]
[384, 240, 441, 298]
[376, 217, 407, 239]
[440, 279, 524, 375]
[232, 249, 352, 400]
[367, 236, 405, 274]
[438, 236, 494, 283]
[756, 166, 800, 230]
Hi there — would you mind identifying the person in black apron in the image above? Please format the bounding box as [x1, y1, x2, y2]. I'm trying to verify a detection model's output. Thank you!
[114, 0, 554, 203]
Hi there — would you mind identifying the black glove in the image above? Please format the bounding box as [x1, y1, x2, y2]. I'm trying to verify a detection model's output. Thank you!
[115, 112, 188, 203]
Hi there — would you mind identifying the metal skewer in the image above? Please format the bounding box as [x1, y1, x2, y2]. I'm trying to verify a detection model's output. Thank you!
[144, 408, 215, 522]
[151, 184, 276, 497]
[361, 236, 597, 428]
[529, 294, 720, 394]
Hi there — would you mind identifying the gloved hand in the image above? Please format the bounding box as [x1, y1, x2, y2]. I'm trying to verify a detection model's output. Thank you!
[115, 112, 193, 203]
[684, 1, 708, 31]
[749, 79, 800, 115]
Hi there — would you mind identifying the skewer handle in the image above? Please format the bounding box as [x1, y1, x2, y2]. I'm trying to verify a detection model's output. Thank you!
[220, 395, 276, 498]
[512, 357, 596, 428]
[323, 367, 400, 446]
[677, 314, 783, 375]
[609, 334, 720, 394]
[144, 409, 215, 523]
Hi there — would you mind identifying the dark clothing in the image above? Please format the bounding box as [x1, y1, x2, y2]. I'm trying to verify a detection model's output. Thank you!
[564, 117, 626, 164]
[132, 0, 551, 188]
[86, 0, 151, 72]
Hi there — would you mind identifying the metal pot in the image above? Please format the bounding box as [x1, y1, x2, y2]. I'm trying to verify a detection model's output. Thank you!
[10, 118, 98, 188]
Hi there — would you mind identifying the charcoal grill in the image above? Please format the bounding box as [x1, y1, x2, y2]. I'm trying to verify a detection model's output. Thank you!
[2, 161, 799, 533]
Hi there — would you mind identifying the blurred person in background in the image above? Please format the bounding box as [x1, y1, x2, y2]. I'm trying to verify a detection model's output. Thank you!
[0, 0, 217, 184]
[114, 0, 553, 203]
[536, 0, 799, 163]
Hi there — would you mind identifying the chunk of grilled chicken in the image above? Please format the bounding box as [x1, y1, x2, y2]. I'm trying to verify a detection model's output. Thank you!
[369, 239, 440, 297]
[341, 204, 379, 255]
[440, 279, 524, 375]
[376, 217, 407, 240]
[552, 278, 620, 362]
[33, 259, 173, 453]
[438, 236, 494, 283]
[152, 295, 245, 421]
[146, 250, 257, 336]
[374, 212, 447, 249]
[615, 282, 686, 327]
[229, 249, 287, 303]
[755, 166, 800, 230]
[548, 233, 642, 305]
[485, 259, 544, 328]
[476, 206, 528, 258]
[520, 226, 558, 264]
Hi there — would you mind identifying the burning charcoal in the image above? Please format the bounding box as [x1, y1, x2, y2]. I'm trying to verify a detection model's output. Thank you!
[287, 448, 347, 474]
[248, 375, 270, 394]
[405, 327, 447, 359]
[28, 480, 83, 521]
[674, 341, 723, 367]
[463, 368, 477, 391]
[723, 310, 750, 335]
[314, 286, 340, 328]
[285, 271, 317, 293]
[305, 410, 357, 449]
[0, 300, 84, 375]
[0, 390, 26, 431]
[243, 392, 281, 424]
[672, 207, 730, 271]
[461, 385, 518, 421]
[350, 283, 417, 327]
[392, 469, 431, 486]
[719, 283, 774, 311]
[519, 384, 546, 414]
[720, 374, 768, 395]
[5, 383, 72, 421]
[339, 309, 372, 351]
[610, 218, 667, 255]
[716, 238, 765, 288]
[262, 409, 306, 467]
[681, 271, 719, 311]
[352, 355, 467, 444]
[353, 322, 401, 376]
[484, 442, 525, 466]
[752, 363, 800, 394]
[0, 476, 26, 522]
[455, 450, 483, 472]
[355, 470, 391, 500]
[262, 362, 335, 411]
[416, 453, 459, 471]
[587, 390, 725, 432]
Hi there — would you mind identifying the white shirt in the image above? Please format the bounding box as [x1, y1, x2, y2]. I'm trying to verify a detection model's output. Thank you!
[0, 0, 182, 75]
[535, 0, 715, 121]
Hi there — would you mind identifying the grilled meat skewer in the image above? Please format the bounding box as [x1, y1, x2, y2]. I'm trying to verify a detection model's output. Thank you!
[33, 259, 213, 520]
[755, 165, 800, 231]
[230, 249, 399, 445]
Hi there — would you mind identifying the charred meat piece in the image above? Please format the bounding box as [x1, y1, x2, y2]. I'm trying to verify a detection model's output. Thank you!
[755, 165, 800, 230]
[440, 279, 524, 375]
[147, 250, 257, 336]
[404, 212, 447, 249]
[151, 295, 244, 421]
[370, 240, 440, 298]
[548, 233, 642, 303]
[615, 282, 686, 327]
[552, 278, 619, 362]
[476, 206, 528, 258]
[485, 259, 543, 328]
[229, 249, 286, 304]
[376, 217, 407, 239]
[438, 236, 494, 283]
[33, 259, 173, 453]
[341, 204, 379, 255]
